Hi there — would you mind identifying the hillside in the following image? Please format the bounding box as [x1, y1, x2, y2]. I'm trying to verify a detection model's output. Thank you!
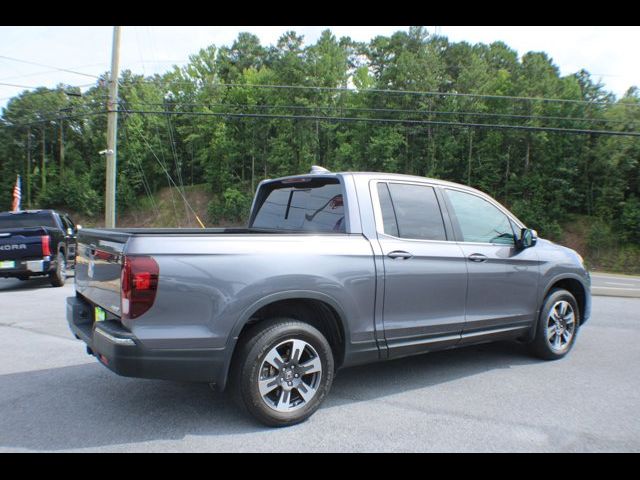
[70, 184, 218, 229]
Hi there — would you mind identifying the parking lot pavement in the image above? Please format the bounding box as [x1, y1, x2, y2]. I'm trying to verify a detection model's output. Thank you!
[0, 277, 639, 452]
[590, 272, 640, 298]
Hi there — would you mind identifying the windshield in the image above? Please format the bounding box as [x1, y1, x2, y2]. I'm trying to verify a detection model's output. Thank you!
[0, 212, 57, 229]
[251, 178, 346, 233]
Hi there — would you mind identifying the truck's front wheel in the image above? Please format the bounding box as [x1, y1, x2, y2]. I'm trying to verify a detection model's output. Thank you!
[232, 318, 334, 427]
[528, 288, 579, 360]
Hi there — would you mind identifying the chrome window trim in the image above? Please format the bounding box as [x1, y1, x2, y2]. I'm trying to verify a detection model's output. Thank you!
[369, 177, 525, 247]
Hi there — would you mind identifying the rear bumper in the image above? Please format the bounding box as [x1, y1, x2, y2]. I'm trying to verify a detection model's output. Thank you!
[0, 257, 53, 278]
[66, 296, 226, 385]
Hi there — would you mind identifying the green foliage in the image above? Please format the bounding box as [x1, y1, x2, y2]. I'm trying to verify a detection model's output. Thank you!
[620, 195, 640, 243]
[36, 173, 102, 217]
[587, 218, 615, 252]
[208, 187, 252, 224]
[585, 217, 640, 274]
[0, 28, 638, 273]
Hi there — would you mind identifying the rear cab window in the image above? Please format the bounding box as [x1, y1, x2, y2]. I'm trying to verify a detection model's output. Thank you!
[0, 211, 58, 229]
[250, 177, 347, 233]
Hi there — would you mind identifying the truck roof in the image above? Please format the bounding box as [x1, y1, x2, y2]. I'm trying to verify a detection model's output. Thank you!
[261, 168, 525, 227]
[0, 209, 57, 216]
[264, 169, 489, 197]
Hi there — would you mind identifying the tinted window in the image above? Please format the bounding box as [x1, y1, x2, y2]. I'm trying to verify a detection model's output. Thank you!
[386, 183, 446, 240]
[252, 179, 346, 232]
[60, 216, 71, 230]
[0, 212, 57, 229]
[377, 183, 399, 237]
[445, 189, 515, 244]
[63, 215, 75, 230]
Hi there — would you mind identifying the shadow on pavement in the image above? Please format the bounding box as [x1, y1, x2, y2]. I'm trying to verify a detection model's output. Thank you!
[328, 340, 538, 405]
[0, 339, 541, 451]
[0, 277, 58, 292]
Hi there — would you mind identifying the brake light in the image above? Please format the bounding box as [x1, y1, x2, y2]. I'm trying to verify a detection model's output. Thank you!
[121, 256, 159, 320]
[41, 235, 51, 256]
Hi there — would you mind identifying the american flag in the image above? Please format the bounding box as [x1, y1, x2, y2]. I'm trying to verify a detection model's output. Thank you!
[12, 175, 21, 212]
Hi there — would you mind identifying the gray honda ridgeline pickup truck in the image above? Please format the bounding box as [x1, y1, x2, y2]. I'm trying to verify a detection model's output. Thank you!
[67, 167, 591, 426]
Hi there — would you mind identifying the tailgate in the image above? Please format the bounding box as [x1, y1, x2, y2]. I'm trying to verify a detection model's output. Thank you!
[0, 227, 47, 262]
[75, 229, 130, 316]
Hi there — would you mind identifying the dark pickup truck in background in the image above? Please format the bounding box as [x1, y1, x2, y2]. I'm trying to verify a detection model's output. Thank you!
[0, 209, 78, 287]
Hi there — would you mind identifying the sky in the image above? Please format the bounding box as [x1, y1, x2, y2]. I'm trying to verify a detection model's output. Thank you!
[0, 26, 638, 110]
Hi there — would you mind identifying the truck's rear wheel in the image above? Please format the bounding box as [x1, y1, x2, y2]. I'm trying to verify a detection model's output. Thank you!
[49, 251, 67, 287]
[231, 318, 334, 427]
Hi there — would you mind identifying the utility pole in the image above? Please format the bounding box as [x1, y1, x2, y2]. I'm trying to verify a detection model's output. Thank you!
[59, 119, 65, 176]
[41, 126, 46, 192]
[105, 26, 121, 228]
[26, 127, 31, 208]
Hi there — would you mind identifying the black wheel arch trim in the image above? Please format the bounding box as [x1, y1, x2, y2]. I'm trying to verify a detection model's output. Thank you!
[527, 273, 589, 342]
[216, 290, 351, 391]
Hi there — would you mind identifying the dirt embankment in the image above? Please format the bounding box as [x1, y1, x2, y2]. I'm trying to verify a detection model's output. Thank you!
[69, 184, 213, 228]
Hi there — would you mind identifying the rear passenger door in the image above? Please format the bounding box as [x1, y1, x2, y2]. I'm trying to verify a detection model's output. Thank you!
[371, 181, 467, 359]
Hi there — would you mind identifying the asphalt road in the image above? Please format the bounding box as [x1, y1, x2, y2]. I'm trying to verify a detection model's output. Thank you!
[0, 276, 638, 452]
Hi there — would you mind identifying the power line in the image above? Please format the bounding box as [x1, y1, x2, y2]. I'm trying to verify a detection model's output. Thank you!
[5, 106, 639, 137]
[1, 109, 107, 128]
[123, 114, 206, 228]
[120, 100, 640, 126]
[118, 108, 640, 137]
[120, 79, 633, 108]
[0, 62, 107, 83]
[0, 54, 101, 79]
[0, 82, 104, 101]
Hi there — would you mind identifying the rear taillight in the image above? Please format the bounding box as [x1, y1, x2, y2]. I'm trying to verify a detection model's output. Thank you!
[41, 235, 51, 256]
[121, 256, 159, 320]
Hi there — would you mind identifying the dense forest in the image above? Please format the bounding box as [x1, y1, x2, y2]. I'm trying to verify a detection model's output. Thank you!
[1, 27, 639, 271]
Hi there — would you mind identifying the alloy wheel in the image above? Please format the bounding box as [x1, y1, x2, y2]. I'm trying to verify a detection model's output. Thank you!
[546, 300, 576, 354]
[257, 338, 322, 413]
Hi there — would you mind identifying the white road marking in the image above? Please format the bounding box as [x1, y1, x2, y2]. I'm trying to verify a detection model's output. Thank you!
[592, 286, 639, 291]
[591, 275, 640, 283]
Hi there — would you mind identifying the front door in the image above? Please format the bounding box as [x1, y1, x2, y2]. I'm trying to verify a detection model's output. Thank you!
[442, 188, 540, 343]
[372, 181, 468, 359]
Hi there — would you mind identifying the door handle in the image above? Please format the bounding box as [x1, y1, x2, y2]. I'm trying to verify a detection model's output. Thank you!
[468, 253, 488, 262]
[387, 250, 413, 260]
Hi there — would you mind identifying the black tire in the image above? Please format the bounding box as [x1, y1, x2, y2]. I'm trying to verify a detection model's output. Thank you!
[49, 251, 67, 287]
[529, 288, 580, 360]
[230, 318, 335, 427]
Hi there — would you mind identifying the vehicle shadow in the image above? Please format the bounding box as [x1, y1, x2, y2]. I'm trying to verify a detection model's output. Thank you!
[0, 276, 72, 292]
[328, 340, 537, 406]
[0, 340, 541, 451]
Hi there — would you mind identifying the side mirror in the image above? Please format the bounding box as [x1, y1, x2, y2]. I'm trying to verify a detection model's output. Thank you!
[67, 227, 74, 236]
[517, 228, 538, 249]
[76, 224, 83, 230]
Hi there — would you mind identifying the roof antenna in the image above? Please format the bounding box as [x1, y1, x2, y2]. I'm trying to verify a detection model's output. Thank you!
[310, 165, 331, 174]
